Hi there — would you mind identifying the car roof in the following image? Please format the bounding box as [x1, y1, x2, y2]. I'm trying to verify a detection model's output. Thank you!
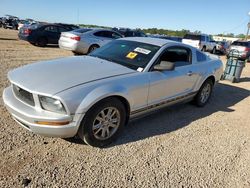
[118, 37, 178, 47]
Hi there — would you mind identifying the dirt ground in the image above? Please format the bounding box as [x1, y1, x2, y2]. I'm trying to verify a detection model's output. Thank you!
[0, 28, 250, 188]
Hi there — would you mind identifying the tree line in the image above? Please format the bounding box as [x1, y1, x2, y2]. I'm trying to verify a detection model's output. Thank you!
[79, 24, 247, 38]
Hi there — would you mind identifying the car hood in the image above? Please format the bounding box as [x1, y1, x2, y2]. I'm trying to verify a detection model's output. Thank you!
[8, 56, 135, 95]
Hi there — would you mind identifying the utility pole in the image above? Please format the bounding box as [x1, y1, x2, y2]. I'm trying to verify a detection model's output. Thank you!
[245, 12, 250, 40]
[77, 8, 79, 26]
[246, 23, 250, 40]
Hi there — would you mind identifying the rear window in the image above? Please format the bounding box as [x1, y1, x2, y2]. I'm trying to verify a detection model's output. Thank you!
[231, 41, 250, 47]
[28, 24, 41, 30]
[184, 34, 201, 40]
[73, 28, 92, 33]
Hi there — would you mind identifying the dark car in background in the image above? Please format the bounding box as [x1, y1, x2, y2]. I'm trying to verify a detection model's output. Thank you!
[0, 17, 3, 28]
[55, 23, 79, 30]
[229, 41, 250, 61]
[18, 23, 78, 47]
[1, 15, 19, 30]
[114, 28, 146, 37]
[149, 34, 182, 42]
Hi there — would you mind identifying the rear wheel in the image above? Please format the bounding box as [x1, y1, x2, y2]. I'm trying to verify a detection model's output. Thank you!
[78, 98, 126, 147]
[201, 46, 206, 52]
[73, 51, 82, 56]
[37, 37, 47, 47]
[212, 47, 216, 54]
[88, 44, 99, 54]
[194, 79, 213, 107]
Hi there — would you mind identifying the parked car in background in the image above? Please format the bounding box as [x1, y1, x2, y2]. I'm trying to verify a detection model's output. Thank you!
[18, 23, 76, 47]
[182, 33, 217, 54]
[0, 17, 3, 28]
[3, 37, 223, 147]
[1, 15, 19, 30]
[17, 19, 37, 30]
[55, 23, 79, 30]
[228, 41, 250, 61]
[215, 41, 229, 55]
[149, 34, 182, 42]
[59, 28, 123, 55]
[114, 28, 147, 37]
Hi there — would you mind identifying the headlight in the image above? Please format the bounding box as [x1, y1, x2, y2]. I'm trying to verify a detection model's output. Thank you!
[39, 96, 66, 114]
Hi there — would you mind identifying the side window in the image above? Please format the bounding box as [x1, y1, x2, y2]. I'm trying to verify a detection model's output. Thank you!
[196, 50, 207, 62]
[206, 36, 210, 42]
[44, 26, 58, 33]
[111, 32, 122, 39]
[58, 27, 68, 33]
[201, 36, 205, 42]
[94, 31, 111, 38]
[94, 31, 105, 37]
[159, 47, 192, 67]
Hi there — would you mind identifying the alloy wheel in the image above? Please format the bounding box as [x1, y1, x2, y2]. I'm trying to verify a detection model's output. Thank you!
[92, 107, 120, 140]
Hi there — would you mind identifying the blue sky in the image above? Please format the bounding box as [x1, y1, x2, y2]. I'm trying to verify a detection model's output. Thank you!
[0, 0, 250, 35]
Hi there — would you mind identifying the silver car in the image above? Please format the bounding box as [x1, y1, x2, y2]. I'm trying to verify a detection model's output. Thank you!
[3, 37, 223, 147]
[59, 28, 122, 55]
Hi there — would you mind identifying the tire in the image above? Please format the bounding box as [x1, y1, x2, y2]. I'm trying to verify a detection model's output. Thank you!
[212, 47, 216, 54]
[88, 44, 99, 54]
[201, 46, 206, 52]
[37, 37, 47, 47]
[73, 51, 82, 56]
[77, 98, 126, 147]
[194, 79, 213, 107]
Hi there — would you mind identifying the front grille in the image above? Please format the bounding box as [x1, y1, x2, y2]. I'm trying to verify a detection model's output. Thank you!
[13, 84, 35, 106]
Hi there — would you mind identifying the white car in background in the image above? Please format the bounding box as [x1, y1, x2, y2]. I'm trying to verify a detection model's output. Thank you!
[182, 34, 217, 54]
[59, 28, 123, 55]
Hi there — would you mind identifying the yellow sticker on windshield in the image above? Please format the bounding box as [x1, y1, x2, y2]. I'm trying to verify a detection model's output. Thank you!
[126, 52, 138, 59]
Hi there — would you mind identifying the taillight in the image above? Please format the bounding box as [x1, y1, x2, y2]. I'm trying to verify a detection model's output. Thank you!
[24, 29, 32, 35]
[245, 47, 250, 52]
[70, 36, 81, 41]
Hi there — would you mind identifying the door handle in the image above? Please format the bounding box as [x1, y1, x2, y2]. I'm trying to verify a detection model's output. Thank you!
[187, 71, 193, 76]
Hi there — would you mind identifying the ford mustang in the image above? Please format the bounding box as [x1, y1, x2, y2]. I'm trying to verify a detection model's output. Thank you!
[3, 37, 223, 147]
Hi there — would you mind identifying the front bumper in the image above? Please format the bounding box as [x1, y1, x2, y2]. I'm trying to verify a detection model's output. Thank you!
[3, 87, 83, 138]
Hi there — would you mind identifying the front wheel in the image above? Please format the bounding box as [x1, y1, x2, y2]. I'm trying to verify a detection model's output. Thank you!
[78, 98, 126, 147]
[194, 79, 213, 107]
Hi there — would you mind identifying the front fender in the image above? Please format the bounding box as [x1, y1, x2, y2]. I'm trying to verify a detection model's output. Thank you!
[75, 84, 132, 114]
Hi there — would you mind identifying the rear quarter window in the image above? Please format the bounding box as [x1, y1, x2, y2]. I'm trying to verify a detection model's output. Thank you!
[231, 41, 248, 47]
[184, 34, 201, 40]
[196, 50, 207, 62]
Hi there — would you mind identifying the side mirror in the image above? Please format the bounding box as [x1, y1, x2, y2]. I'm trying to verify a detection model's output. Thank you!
[154, 61, 175, 71]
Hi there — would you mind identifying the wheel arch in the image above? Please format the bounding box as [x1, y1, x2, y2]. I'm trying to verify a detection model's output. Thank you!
[206, 75, 215, 85]
[74, 85, 133, 125]
[77, 95, 131, 130]
[195, 74, 216, 92]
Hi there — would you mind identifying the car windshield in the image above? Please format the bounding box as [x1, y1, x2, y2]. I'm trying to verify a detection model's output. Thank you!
[89, 40, 160, 71]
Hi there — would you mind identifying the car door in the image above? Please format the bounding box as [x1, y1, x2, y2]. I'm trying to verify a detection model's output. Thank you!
[43, 25, 60, 44]
[148, 46, 199, 106]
